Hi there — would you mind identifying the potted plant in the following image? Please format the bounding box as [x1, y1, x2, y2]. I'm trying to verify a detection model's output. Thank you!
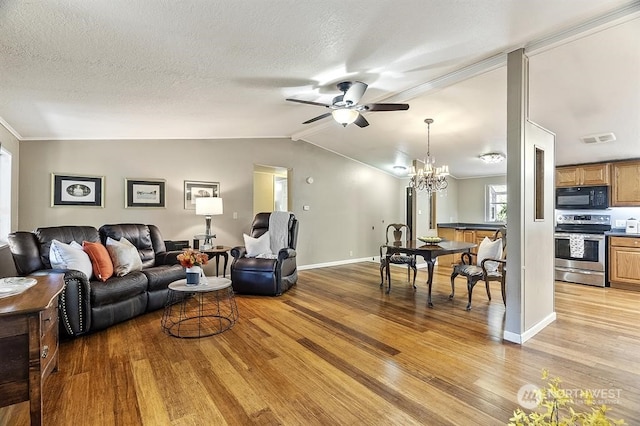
[177, 248, 209, 285]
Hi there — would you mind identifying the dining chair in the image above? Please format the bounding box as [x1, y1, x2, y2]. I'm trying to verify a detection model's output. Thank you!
[449, 227, 506, 310]
[379, 223, 417, 293]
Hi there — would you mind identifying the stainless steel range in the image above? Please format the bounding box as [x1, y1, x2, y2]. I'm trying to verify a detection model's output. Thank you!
[554, 214, 611, 287]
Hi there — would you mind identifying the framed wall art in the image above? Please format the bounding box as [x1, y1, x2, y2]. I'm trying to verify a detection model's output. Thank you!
[125, 178, 166, 208]
[51, 173, 104, 207]
[184, 180, 220, 210]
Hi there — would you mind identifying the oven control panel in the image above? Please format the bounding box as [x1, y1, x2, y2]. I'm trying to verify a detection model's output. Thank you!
[556, 214, 611, 225]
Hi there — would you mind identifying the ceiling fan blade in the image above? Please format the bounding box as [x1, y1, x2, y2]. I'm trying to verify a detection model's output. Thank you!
[286, 98, 331, 108]
[354, 113, 369, 128]
[302, 112, 332, 124]
[363, 103, 410, 111]
[344, 81, 368, 105]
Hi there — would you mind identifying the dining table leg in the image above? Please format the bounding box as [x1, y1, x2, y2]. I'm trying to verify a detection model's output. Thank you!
[423, 255, 435, 307]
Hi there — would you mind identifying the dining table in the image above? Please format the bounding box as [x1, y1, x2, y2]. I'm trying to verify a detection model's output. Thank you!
[383, 240, 477, 307]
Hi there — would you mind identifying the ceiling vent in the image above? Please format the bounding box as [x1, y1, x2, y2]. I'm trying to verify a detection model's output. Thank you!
[580, 132, 616, 144]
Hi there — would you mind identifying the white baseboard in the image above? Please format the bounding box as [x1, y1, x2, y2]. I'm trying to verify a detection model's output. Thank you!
[298, 256, 434, 271]
[298, 257, 375, 270]
[503, 311, 557, 344]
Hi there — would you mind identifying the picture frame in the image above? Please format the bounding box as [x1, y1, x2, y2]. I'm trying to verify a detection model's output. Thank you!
[51, 173, 104, 207]
[184, 180, 220, 210]
[125, 178, 166, 208]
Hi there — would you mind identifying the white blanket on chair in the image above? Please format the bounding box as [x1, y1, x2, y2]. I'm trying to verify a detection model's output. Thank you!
[269, 211, 290, 255]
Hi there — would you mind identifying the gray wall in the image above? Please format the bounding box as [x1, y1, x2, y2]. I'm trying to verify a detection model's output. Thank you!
[456, 175, 507, 223]
[17, 137, 406, 267]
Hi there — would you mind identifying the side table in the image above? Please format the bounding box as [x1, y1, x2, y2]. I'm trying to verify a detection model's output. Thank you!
[200, 246, 232, 277]
[161, 277, 238, 338]
[0, 274, 65, 426]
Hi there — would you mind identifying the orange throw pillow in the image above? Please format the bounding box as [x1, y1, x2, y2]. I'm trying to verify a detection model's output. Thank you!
[82, 241, 114, 282]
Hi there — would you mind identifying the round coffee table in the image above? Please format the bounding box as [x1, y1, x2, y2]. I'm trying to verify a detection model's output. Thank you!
[161, 277, 238, 338]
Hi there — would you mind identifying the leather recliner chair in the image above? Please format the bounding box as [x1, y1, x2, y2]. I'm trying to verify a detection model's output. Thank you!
[230, 212, 298, 296]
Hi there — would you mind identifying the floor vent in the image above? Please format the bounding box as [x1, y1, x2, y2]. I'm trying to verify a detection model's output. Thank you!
[580, 132, 616, 144]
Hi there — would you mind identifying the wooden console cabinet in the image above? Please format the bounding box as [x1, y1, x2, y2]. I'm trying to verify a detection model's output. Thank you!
[0, 274, 64, 425]
[609, 236, 640, 291]
[556, 163, 610, 187]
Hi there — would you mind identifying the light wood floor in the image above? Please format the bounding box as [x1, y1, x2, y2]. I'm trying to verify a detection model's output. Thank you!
[2, 263, 639, 425]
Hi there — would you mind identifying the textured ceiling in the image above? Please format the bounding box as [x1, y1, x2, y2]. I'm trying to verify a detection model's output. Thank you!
[1, 1, 639, 178]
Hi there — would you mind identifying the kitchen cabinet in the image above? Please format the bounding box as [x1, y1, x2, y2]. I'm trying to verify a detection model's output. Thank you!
[556, 163, 610, 187]
[609, 236, 640, 291]
[436, 228, 456, 267]
[611, 160, 640, 206]
[436, 227, 501, 267]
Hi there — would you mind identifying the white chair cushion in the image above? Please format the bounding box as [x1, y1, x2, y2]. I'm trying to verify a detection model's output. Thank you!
[49, 239, 94, 279]
[476, 237, 503, 273]
[243, 231, 272, 258]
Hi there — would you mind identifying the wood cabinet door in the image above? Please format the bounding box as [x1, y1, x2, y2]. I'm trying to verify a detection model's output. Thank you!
[581, 163, 610, 186]
[609, 245, 640, 290]
[612, 161, 640, 206]
[556, 167, 579, 187]
[437, 228, 456, 267]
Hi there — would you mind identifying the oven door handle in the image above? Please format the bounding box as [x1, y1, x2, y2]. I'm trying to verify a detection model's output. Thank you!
[555, 266, 604, 275]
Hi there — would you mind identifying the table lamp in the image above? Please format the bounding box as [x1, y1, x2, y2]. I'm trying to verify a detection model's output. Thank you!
[195, 197, 223, 249]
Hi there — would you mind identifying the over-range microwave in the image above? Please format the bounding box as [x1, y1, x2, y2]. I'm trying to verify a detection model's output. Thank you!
[555, 186, 609, 210]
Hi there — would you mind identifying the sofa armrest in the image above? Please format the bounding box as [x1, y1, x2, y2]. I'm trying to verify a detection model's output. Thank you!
[154, 250, 183, 266]
[30, 269, 92, 337]
[230, 246, 247, 259]
[278, 248, 296, 263]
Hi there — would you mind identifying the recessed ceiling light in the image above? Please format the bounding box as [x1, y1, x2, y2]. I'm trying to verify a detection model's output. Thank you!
[479, 152, 506, 164]
[393, 165, 407, 171]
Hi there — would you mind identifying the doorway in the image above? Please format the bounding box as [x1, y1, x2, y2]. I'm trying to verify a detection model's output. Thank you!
[253, 165, 291, 216]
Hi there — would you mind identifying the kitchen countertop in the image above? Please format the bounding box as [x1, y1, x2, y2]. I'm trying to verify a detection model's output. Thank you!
[437, 222, 505, 231]
[606, 229, 640, 237]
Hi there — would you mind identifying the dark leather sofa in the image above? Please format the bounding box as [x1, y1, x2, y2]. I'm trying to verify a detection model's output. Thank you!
[8, 223, 185, 337]
[230, 212, 298, 296]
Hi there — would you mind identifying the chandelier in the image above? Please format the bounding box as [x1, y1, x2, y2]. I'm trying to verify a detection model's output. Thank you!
[408, 118, 449, 193]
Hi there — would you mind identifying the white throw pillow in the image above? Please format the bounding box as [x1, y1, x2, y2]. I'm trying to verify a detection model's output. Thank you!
[49, 239, 94, 279]
[106, 237, 143, 276]
[243, 231, 272, 258]
[476, 237, 503, 273]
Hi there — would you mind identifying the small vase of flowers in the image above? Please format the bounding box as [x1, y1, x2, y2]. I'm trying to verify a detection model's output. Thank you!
[177, 249, 209, 285]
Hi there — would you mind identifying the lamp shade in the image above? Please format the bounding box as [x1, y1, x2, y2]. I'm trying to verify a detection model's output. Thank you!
[195, 197, 223, 215]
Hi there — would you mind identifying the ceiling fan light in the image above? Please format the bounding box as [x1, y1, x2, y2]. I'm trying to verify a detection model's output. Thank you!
[479, 152, 506, 164]
[332, 109, 359, 126]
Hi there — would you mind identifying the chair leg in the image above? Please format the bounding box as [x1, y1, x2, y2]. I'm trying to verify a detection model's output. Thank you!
[501, 279, 506, 305]
[485, 279, 492, 301]
[411, 266, 417, 290]
[466, 277, 478, 311]
[380, 263, 385, 287]
[449, 272, 458, 299]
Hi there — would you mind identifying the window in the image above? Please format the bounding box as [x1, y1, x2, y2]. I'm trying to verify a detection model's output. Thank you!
[485, 184, 507, 223]
[0, 145, 11, 244]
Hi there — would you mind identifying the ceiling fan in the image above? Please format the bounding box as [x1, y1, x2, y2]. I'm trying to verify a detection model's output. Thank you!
[286, 81, 410, 128]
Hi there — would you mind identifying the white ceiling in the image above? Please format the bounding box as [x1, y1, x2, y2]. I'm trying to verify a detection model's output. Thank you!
[1, 1, 639, 179]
